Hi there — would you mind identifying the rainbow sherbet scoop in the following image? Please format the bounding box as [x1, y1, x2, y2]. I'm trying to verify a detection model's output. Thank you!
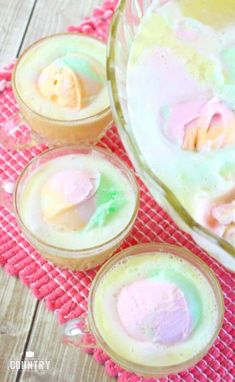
[38, 53, 103, 110]
[40, 168, 125, 232]
[165, 98, 235, 151]
[41, 169, 100, 230]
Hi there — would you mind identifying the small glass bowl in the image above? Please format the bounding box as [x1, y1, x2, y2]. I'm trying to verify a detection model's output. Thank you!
[0, 33, 113, 149]
[63, 243, 224, 377]
[8, 145, 139, 270]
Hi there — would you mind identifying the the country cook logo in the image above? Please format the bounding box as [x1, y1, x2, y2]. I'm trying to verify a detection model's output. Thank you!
[8, 351, 50, 371]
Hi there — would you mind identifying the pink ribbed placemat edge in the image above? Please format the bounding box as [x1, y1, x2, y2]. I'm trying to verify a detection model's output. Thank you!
[0, 1, 234, 381]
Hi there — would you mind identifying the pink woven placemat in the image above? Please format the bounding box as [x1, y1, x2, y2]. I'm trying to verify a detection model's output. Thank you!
[0, 1, 234, 381]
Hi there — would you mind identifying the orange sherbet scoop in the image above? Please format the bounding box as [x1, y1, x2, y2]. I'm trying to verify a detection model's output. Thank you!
[38, 62, 81, 109]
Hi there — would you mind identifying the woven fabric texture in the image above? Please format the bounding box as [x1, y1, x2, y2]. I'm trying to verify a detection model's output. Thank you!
[0, 1, 234, 381]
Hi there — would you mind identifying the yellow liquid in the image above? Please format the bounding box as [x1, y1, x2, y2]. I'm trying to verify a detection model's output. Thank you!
[180, 0, 235, 28]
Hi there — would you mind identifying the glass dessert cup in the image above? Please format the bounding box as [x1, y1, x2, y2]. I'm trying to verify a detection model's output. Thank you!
[106, 0, 235, 272]
[63, 243, 224, 378]
[0, 145, 139, 270]
[0, 33, 113, 149]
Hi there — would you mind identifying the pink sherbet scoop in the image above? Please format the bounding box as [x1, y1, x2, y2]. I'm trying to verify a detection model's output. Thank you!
[165, 97, 207, 145]
[117, 279, 192, 345]
[48, 169, 100, 207]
